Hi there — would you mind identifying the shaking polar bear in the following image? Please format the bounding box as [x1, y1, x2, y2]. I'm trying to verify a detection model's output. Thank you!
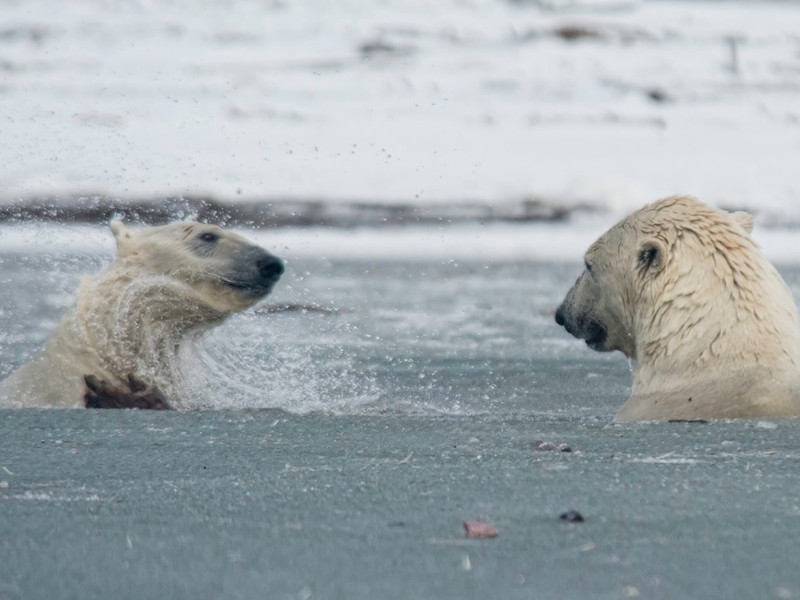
[556, 196, 800, 421]
[0, 221, 283, 409]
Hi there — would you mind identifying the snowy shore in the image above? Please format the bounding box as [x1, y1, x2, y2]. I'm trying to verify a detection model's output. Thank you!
[1, 0, 799, 219]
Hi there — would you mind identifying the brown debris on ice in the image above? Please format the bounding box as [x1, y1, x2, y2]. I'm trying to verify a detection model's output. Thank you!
[463, 520, 499, 539]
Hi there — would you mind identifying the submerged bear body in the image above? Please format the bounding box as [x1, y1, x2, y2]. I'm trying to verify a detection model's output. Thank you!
[0, 221, 283, 408]
[555, 195, 800, 421]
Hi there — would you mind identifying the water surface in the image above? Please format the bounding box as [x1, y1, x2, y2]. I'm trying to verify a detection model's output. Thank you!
[1, 251, 799, 599]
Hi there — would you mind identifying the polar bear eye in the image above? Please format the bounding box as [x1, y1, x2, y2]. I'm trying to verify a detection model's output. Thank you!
[198, 232, 219, 243]
[584, 260, 593, 274]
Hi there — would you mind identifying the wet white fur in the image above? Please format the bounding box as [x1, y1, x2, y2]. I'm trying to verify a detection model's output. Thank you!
[0, 221, 271, 408]
[577, 196, 800, 421]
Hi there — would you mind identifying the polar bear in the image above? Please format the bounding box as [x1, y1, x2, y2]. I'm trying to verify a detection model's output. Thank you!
[555, 195, 800, 421]
[0, 220, 283, 409]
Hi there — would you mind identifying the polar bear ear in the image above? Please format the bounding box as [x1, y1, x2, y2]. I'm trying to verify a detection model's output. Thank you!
[637, 239, 666, 273]
[109, 220, 134, 256]
[730, 211, 754, 234]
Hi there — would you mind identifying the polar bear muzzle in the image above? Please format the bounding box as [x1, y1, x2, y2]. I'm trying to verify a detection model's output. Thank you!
[223, 246, 284, 298]
[555, 301, 608, 351]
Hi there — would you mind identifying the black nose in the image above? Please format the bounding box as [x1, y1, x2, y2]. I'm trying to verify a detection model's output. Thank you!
[257, 255, 284, 280]
[555, 305, 565, 326]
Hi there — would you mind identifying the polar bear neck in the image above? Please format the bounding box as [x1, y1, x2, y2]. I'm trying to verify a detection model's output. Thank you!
[67, 266, 230, 397]
[632, 224, 800, 390]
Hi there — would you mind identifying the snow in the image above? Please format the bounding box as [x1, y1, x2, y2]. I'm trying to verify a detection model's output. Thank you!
[1, 0, 800, 238]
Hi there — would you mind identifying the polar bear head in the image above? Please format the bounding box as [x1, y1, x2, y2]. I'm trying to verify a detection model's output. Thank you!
[554, 196, 755, 361]
[0, 220, 285, 409]
[109, 220, 284, 314]
[553, 195, 800, 420]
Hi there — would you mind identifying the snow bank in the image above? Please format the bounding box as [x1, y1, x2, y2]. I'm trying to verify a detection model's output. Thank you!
[1, 0, 799, 223]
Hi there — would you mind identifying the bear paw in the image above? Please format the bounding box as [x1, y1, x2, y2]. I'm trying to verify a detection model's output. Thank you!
[84, 374, 172, 410]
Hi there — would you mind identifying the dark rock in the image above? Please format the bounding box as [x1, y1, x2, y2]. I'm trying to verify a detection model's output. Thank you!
[559, 510, 584, 523]
[532, 440, 572, 452]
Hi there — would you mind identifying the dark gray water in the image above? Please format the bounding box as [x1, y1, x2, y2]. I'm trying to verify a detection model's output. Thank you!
[1, 252, 800, 599]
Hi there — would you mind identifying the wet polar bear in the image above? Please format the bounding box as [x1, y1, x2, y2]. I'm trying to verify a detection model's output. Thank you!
[555, 195, 800, 421]
[0, 220, 283, 409]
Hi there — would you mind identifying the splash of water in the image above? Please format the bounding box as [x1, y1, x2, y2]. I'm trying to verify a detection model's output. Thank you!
[180, 312, 385, 413]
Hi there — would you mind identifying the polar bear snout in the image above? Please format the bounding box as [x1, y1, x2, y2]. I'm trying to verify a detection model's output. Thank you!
[555, 289, 609, 351]
[556, 306, 608, 350]
[554, 281, 581, 332]
[256, 254, 284, 282]
[246, 250, 284, 294]
[554, 304, 567, 327]
[223, 247, 284, 297]
[554, 299, 579, 335]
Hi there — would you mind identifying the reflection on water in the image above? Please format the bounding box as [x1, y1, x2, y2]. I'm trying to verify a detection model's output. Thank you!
[2, 251, 800, 416]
